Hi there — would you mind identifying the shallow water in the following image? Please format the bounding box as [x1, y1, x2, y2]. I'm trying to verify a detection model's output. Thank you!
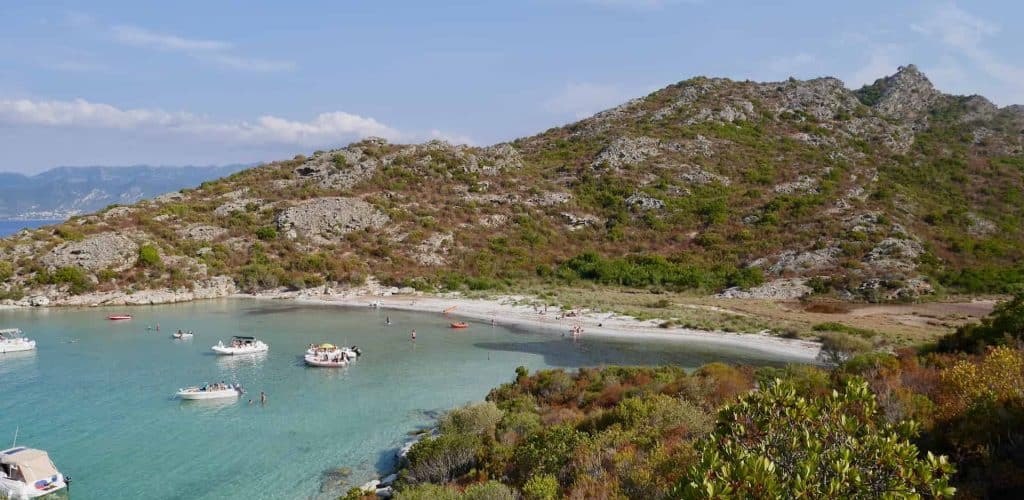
[0, 299, 807, 499]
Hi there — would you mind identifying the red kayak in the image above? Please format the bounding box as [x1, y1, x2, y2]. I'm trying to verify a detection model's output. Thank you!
[107, 314, 133, 320]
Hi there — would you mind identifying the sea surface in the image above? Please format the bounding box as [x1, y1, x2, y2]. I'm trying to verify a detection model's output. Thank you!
[0, 299, 807, 499]
[0, 219, 62, 237]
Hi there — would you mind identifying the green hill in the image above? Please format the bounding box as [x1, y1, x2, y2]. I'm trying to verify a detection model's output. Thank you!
[3, 64, 1023, 305]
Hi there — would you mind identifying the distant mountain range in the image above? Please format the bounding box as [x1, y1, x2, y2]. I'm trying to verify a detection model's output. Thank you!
[0, 165, 250, 219]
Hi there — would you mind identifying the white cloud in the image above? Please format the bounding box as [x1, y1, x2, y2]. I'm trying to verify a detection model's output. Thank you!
[544, 82, 643, 119]
[0, 97, 401, 146]
[106, 23, 293, 72]
[111, 25, 230, 52]
[911, 3, 1024, 103]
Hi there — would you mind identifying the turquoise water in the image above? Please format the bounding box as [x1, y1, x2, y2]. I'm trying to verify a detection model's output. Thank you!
[0, 220, 62, 236]
[0, 299, 806, 499]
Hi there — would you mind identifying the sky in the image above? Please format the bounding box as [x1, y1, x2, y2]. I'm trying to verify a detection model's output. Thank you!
[0, 0, 1021, 173]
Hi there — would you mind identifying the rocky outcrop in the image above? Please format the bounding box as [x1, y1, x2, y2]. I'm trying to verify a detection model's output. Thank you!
[413, 232, 453, 266]
[47, 276, 237, 306]
[857, 64, 940, 122]
[592, 136, 662, 169]
[678, 165, 730, 186]
[718, 278, 812, 300]
[773, 175, 819, 194]
[625, 192, 665, 211]
[754, 247, 841, 275]
[42, 233, 138, 271]
[276, 197, 389, 242]
[863, 237, 923, 272]
[178, 224, 228, 242]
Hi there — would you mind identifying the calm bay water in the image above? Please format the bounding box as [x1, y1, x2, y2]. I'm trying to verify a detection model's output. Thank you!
[0, 299, 806, 499]
[0, 219, 62, 237]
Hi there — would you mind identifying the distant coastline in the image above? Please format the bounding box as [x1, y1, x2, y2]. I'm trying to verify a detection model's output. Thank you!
[0, 219, 62, 237]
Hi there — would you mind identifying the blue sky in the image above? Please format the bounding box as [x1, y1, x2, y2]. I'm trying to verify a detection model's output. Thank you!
[1, 0, 1021, 173]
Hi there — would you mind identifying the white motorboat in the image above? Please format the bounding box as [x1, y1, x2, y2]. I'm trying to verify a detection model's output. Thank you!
[304, 343, 361, 359]
[304, 353, 350, 367]
[176, 383, 243, 400]
[0, 447, 68, 499]
[172, 331, 193, 339]
[0, 329, 36, 354]
[211, 336, 268, 355]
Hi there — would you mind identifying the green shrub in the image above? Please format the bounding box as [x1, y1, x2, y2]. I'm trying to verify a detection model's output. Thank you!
[678, 379, 956, 498]
[255, 226, 278, 241]
[404, 432, 481, 484]
[395, 483, 460, 500]
[938, 291, 1024, 353]
[439, 402, 504, 439]
[138, 245, 161, 268]
[50, 266, 92, 294]
[812, 322, 879, 338]
[462, 481, 516, 500]
[817, 331, 873, 366]
[0, 260, 12, 281]
[522, 474, 559, 500]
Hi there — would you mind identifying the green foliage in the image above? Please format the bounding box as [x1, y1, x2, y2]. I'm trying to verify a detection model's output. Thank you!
[817, 331, 873, 366]
[395, 483, 460, 500]
[47, 266, 93, 295]
[521, 474, 559, 500]
[462, 481, 516, 500]
[557, 251, 758, 292]
[439, 402, 503, 439]
[678, 378, 956, 499]
[0, 260, 12, 281]
[938, 291, 1024, 353]
[404, 432, 481, 484]
[812, 322, 879, 338]
[54, 227, 84, 242]
[514, 425, 590, 482]
[138, 245, 162, 268]
[937, 265, 1024, 294]
[255, 226, 278, 241]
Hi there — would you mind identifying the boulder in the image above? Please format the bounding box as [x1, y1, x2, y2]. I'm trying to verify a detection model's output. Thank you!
[276, 197, 389, 242]
[625, 193, 665, 211]
[42, 232, 139, 271]
[592, 136, 662, 169]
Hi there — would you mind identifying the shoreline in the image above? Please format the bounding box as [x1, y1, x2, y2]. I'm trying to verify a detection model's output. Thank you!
[285, 293, 822, 363]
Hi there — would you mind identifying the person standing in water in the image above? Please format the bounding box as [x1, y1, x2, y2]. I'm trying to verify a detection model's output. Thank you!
[411, 329, 417, 341]
[386, 316, 391, 325]
[260, 391, 267, 405]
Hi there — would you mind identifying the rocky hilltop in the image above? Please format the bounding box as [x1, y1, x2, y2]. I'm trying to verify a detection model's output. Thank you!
[2, 65, 1023, 306]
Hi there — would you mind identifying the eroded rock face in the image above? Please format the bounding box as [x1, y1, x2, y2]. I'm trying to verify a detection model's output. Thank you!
[717, 278, 811, 300]
[592, 136, 662, 169]
[863, 237, 923, 272]
[625, 192, 665, 211]
[754, 247, 841, 275]
[178, 224, 228, 242]
[864, 65, 941, 122]
[276, 197, 389, 241]
[42, 233, 139, 271]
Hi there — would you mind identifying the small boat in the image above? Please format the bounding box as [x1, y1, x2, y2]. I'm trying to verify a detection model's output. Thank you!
[0, 329, 36, 354]
[304, 352, 350, 367]
[0, 446, 68, 499]
[172, 331, 193, 339]
[107, 314, 132, 321]
[304, 343, 361, 359]
[211, 336, 269, 355]
[449, 322, 468, 329]
[176, 383, 243, 400]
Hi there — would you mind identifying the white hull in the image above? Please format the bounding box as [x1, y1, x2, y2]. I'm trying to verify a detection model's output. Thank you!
[177, 388, 241, 400]
[0, 340, 35, 353]
[0, 477, 66, 499]
[305, 347, 359, 358]
[211, 342, 268, 355]
[304, 354, 349, 367]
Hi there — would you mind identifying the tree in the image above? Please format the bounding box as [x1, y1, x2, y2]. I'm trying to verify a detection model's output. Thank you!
[677, 378, 956, 499]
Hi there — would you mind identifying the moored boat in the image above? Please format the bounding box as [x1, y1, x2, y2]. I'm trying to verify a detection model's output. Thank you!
[0, 329, 36, 354]
[0, 446, 68, 499]
[176, 383, 243, 400]
[450, 322, 468, 329]
[107, 314, 132, 321]
[172, 331, 193, 339]
[305, 343, 361, 359]
[211, 336, 268, 355]
[304, 353, 350, 367]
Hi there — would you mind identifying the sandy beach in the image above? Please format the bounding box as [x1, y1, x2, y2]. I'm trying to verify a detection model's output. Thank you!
[288, 293, 822, 363]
